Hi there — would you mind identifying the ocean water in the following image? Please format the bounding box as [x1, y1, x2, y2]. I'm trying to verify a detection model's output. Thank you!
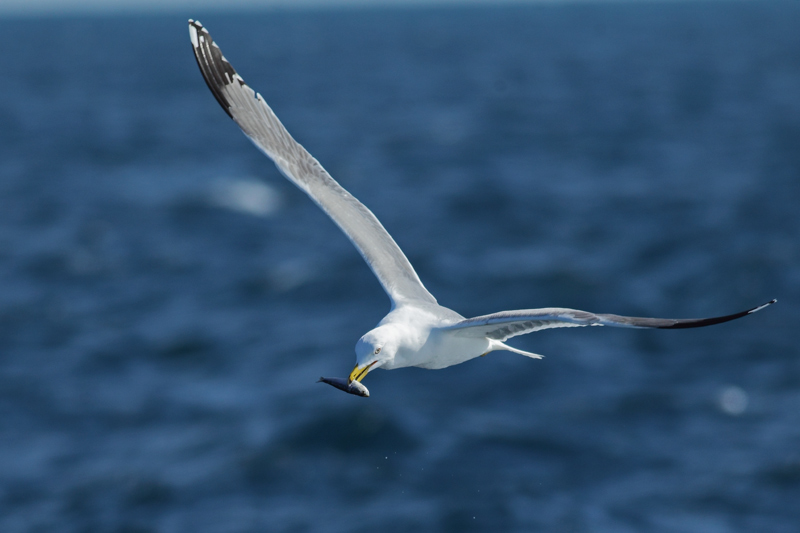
[0, 2, 798, 532]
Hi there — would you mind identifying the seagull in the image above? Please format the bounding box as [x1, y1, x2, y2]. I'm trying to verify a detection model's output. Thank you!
[188, 20, 775, 391]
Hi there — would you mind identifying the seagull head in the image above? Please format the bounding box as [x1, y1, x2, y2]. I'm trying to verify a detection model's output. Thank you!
[349, 326, 395, 383]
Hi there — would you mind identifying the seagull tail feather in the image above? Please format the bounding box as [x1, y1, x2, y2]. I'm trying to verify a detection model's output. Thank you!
[496, 342, 545, 359]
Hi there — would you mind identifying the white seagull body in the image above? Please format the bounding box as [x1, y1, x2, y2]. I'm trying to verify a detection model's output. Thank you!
[188, 20, 775, 389]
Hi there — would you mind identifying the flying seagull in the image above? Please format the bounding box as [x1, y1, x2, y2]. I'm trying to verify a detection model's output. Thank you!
[188, 20, 775, 392]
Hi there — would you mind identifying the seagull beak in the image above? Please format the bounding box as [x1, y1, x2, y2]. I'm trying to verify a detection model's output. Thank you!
[349, 360, 377, 383]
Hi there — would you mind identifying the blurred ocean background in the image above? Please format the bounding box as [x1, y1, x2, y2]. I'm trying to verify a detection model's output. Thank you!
[1, 1, 798, 531]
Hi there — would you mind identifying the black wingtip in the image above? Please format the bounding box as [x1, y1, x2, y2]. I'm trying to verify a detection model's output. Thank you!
[747, 299, 777, 314]
[189, 20, 235, 119]
[659, 298, 777, 329]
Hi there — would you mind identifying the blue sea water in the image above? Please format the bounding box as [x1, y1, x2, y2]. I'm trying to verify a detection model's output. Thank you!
[0, 2, 798, 531]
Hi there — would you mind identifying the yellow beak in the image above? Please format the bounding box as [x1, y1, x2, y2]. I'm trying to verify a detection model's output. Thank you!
[348, 360, 377, 383]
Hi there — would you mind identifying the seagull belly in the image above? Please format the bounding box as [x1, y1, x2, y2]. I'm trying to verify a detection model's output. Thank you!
[412, 331, 491, 370]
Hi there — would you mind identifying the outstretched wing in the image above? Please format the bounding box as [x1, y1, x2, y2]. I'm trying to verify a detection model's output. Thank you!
[442, 300, 776, 341]
[189, 20, 437, 307]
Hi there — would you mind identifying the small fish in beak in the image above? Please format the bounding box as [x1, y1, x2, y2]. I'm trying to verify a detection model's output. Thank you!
[317, 376, 370, 397]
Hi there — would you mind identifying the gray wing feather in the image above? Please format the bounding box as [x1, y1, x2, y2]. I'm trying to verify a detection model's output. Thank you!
[189, 20, 436, 306]
[444, 300, 776, 341]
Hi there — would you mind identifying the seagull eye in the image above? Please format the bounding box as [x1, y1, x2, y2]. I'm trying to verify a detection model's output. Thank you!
[374, 347, 381, 355]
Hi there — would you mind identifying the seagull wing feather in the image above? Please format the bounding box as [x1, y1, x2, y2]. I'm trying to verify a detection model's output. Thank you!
[189, 20, 436, 307]
[443, 300, 776, 341]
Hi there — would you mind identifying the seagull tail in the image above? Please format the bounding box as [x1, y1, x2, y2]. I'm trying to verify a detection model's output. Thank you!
[495, 342, 545, 359]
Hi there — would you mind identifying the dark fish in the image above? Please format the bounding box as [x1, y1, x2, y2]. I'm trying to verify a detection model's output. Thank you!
[318, 376, 370, 397]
